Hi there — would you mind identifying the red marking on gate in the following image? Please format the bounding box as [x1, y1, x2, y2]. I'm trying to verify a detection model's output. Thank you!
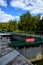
[26, 38, 35, 42]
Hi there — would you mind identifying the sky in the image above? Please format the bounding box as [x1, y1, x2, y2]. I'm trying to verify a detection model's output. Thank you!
[0, 0, 43, 22]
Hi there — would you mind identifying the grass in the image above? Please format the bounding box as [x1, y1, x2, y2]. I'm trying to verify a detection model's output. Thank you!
[15, 30, 35, 34]
[14, 30, 43, 36]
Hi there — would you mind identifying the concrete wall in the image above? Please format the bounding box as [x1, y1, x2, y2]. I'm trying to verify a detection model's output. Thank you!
[17, 46, 43, 59]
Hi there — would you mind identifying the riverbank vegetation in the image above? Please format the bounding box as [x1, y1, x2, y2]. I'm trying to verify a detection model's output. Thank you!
[0, 12, 43, 33]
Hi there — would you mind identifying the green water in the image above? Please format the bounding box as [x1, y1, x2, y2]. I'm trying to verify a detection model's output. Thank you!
[32, 59, 43, 65]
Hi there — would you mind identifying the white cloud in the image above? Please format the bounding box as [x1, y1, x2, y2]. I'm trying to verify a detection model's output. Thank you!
[0, 0, 7, 7]
[10, 0, 34, 10]
[10, 0, 43, 15]
[11, 0, 26, 9]
[0, 9, 19, 22]
[14, 16, 20, 20]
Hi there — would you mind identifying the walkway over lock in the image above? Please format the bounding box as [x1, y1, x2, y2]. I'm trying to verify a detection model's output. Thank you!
[10, 32, 43, 62]
[10, 32, 43, 47]
[0, 32, 43, 46]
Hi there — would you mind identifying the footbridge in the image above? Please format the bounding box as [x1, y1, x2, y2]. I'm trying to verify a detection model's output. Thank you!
[0, 32, 43, 46]
[10, 32, 43, 62]
[10, 32, 43, 46]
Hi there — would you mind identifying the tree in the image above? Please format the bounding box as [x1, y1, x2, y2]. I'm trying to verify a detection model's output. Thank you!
[18, 12, 39, 31]
[39, 17, 43, 31]
[8, 20, 17, 32]
[0, 22, 2, 32]
[30, 16, 39, 31]
[18, 12, 31, 31]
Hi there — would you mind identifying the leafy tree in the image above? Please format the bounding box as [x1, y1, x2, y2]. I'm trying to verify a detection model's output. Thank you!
[1, 22, 9, 32]
[0, 11, 43, 33]
[38, 17, 43, 31]
[18, 12, 39, 31]
[18, 12, 31, 31]
[8, 20, 17, 32]
[0, 23, 2, 32]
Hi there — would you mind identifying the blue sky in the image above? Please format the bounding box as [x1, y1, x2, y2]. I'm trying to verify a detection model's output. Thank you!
[0, 0, 43, 22]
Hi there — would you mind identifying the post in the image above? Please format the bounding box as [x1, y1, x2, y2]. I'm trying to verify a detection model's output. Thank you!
[24, 23, 26, 58]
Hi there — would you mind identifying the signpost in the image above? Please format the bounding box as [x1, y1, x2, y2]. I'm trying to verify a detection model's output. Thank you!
[26, 38, 35, 42]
